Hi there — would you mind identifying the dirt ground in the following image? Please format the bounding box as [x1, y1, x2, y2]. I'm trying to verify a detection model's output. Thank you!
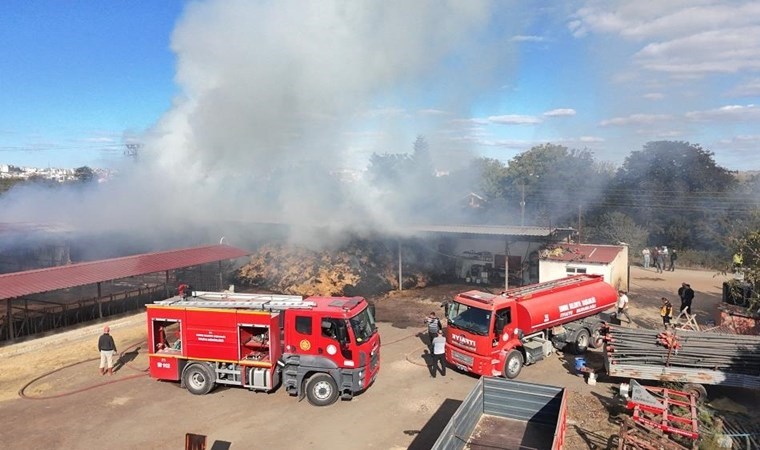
[0, 266, 756, 449]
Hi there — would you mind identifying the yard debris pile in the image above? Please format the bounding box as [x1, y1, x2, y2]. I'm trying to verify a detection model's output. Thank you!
[235, 240, 452, 296]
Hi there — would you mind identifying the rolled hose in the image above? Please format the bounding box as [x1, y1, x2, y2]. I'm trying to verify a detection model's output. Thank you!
[19, 340, 149, 400]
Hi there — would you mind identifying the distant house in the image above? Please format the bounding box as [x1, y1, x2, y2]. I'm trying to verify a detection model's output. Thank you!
[463, 192, 486, 209]
[539, 243, 628, 290]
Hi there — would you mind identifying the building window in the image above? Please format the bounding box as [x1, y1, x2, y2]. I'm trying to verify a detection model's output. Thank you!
[295, 316, 312, 335]
[566, 266, 587, 275]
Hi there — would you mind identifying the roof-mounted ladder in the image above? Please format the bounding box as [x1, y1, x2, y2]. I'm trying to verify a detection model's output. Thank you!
[155, 291, 316, 310]
[504, 274, 596, 298]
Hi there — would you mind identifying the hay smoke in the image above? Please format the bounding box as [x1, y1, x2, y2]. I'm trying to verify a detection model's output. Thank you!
[2, 0, 523, 251]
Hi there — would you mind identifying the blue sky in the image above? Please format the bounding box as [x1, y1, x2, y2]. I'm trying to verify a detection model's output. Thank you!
[2, 0, 760, 171]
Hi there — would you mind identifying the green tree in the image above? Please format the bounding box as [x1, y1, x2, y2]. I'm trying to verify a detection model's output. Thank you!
[74, 166, 96, 183]
[609, 141, 737, 250]
[586, 211, 649, 251]
[503, 143, 612, 227]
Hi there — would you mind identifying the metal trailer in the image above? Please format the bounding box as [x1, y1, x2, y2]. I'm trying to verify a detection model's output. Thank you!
[604, 325, 760, 400]
[432, 377, 568, 450]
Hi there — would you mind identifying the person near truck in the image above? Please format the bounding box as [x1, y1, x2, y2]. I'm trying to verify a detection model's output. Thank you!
[660, 298, 673, 326]
[98, 326, 117, 376]
[616, 290, 631, 324]
[668, 249, 678, 272]
[678, 283, 695, 315]
[424, 312, 442, 351]
[642, 247, 651, 269]
[431, 330, 447, 378]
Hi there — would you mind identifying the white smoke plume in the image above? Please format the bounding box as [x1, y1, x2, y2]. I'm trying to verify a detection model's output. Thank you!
[2, 0, 522, 251]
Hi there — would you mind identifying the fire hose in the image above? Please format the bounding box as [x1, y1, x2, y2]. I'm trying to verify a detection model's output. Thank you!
[19, 340, 149, 400]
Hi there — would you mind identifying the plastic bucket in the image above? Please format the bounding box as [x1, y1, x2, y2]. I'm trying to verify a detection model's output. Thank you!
[574, 357, 586, 374]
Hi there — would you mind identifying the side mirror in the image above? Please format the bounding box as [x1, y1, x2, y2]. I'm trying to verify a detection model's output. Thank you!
[442, 302, 449, 318]
[495, 316, 506, 332]
[369, 303, 376, 320]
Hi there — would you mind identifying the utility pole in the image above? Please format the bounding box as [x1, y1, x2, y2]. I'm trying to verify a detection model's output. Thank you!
[520, 183, 526, 227]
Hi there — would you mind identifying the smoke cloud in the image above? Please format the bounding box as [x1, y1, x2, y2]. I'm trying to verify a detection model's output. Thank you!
[2, 0, 523, 251]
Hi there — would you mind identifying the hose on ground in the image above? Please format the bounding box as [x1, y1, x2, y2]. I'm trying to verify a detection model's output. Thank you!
[19, 340, 149, 400]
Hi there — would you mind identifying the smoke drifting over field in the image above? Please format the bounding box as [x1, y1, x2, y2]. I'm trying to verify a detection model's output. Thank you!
[2, 1, 524, 250]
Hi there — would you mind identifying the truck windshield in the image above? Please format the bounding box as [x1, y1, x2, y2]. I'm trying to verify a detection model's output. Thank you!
[349, 306, 377, 344]
[447, 301, 490, 336]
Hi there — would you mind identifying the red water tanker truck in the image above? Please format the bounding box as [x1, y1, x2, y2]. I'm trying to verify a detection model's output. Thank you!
[146, 290, 380, 406]
[445, 274, 618, 379]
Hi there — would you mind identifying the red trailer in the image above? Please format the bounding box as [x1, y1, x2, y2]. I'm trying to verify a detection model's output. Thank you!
[445, 274, 618, 379]
[146, 291, 380, 406]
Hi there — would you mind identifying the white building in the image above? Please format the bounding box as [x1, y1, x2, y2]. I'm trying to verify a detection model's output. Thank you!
[539, 243, 629, 291]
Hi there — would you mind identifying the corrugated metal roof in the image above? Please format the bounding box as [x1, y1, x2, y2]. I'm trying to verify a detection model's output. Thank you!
[541, 243, 625, 264]
[408, 224, 573, 238]
[0, 244, 250, 300]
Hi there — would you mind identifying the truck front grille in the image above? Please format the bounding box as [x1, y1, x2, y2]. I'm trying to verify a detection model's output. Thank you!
[452, 350, 474, 366]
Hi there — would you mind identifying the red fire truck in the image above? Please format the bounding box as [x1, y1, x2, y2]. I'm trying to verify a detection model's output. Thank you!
[146, 291, 380, 406]
[445, 274, 618, 379]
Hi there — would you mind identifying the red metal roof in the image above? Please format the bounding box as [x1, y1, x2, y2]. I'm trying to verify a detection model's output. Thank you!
[541, 243, 625, 264]
[0, 244, 250, 300]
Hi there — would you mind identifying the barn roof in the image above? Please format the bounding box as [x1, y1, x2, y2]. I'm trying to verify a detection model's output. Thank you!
[541, 243, 625, 264]
[0, 244, 250, 300]
[408, 224, 575, 239]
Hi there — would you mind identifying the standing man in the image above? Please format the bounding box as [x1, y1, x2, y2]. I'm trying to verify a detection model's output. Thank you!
[660, 298, 673, 326]
[669, 249, 678, 272]
[616, 290, 631, 324]
[424, 312, 442, 351]
[98, 326, 117, 376]
[655, 248, 665, 273]
[679, 283, 695, 315]
[642, 247, 651, 269]
[431, 330, 447, 378]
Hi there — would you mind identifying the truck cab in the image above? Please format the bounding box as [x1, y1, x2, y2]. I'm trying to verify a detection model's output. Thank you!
[281, 297, 380, 406]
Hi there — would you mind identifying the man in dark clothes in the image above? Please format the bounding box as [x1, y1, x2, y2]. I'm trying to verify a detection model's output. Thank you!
[678, 283, 695, 315]
[98, 326, 117, 376]
[669, 250, 678, 271]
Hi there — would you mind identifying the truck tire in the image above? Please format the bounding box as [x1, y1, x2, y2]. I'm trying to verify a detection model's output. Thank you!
[503, 350, 524, 379]
[683, 383, 707, 403]
[573, 329, 591, 354]
[305, 373, 339, 407]
[183, 364, 215, 395]
[590, 326, 604, 349]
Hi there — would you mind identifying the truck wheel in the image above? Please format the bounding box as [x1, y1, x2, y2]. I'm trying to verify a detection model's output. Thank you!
[573, 329, 591, 354]
[306, 373, 339, 407]
[184, 364, 215, 395]
[503, 350, 524, 379]
[683, 383, 707, 403]
[590, 326, 604, 349]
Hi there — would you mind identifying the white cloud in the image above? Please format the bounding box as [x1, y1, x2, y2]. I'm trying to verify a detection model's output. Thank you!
[643, 93, 664, 100]
[417, 108, 450, 116]
[511, 35, 546, 43]
[487, 114, 542, 125]
[728, 78, 760, 97]
[543, 108, 576, 117]
[600, 114, 672, 126]
[579, 136, 604, 143]
[685, 104, 760, 121]
[363, 107, 408, 118]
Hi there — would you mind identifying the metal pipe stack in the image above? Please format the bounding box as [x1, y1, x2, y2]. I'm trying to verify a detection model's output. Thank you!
[605, 326, 760, 376]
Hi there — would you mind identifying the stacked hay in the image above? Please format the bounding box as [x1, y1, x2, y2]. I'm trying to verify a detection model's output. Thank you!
[236, 239, 447, 296]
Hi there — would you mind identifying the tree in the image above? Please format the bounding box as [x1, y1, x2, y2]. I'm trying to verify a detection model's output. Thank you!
[503, 144, 612, 227]
[585, 211, 649, 251]
[609, 141, 737, 250]
[74, 166, 96, 183]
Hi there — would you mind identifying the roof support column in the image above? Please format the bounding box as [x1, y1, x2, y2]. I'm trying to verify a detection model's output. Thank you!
[165, 270, 170, 298]
[504, 239, 511, 292]
[218, 261, 223, 291]
[6, 298, 14, 340]
[398, 240, 403, 292]
[97, 282, 103, 318]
